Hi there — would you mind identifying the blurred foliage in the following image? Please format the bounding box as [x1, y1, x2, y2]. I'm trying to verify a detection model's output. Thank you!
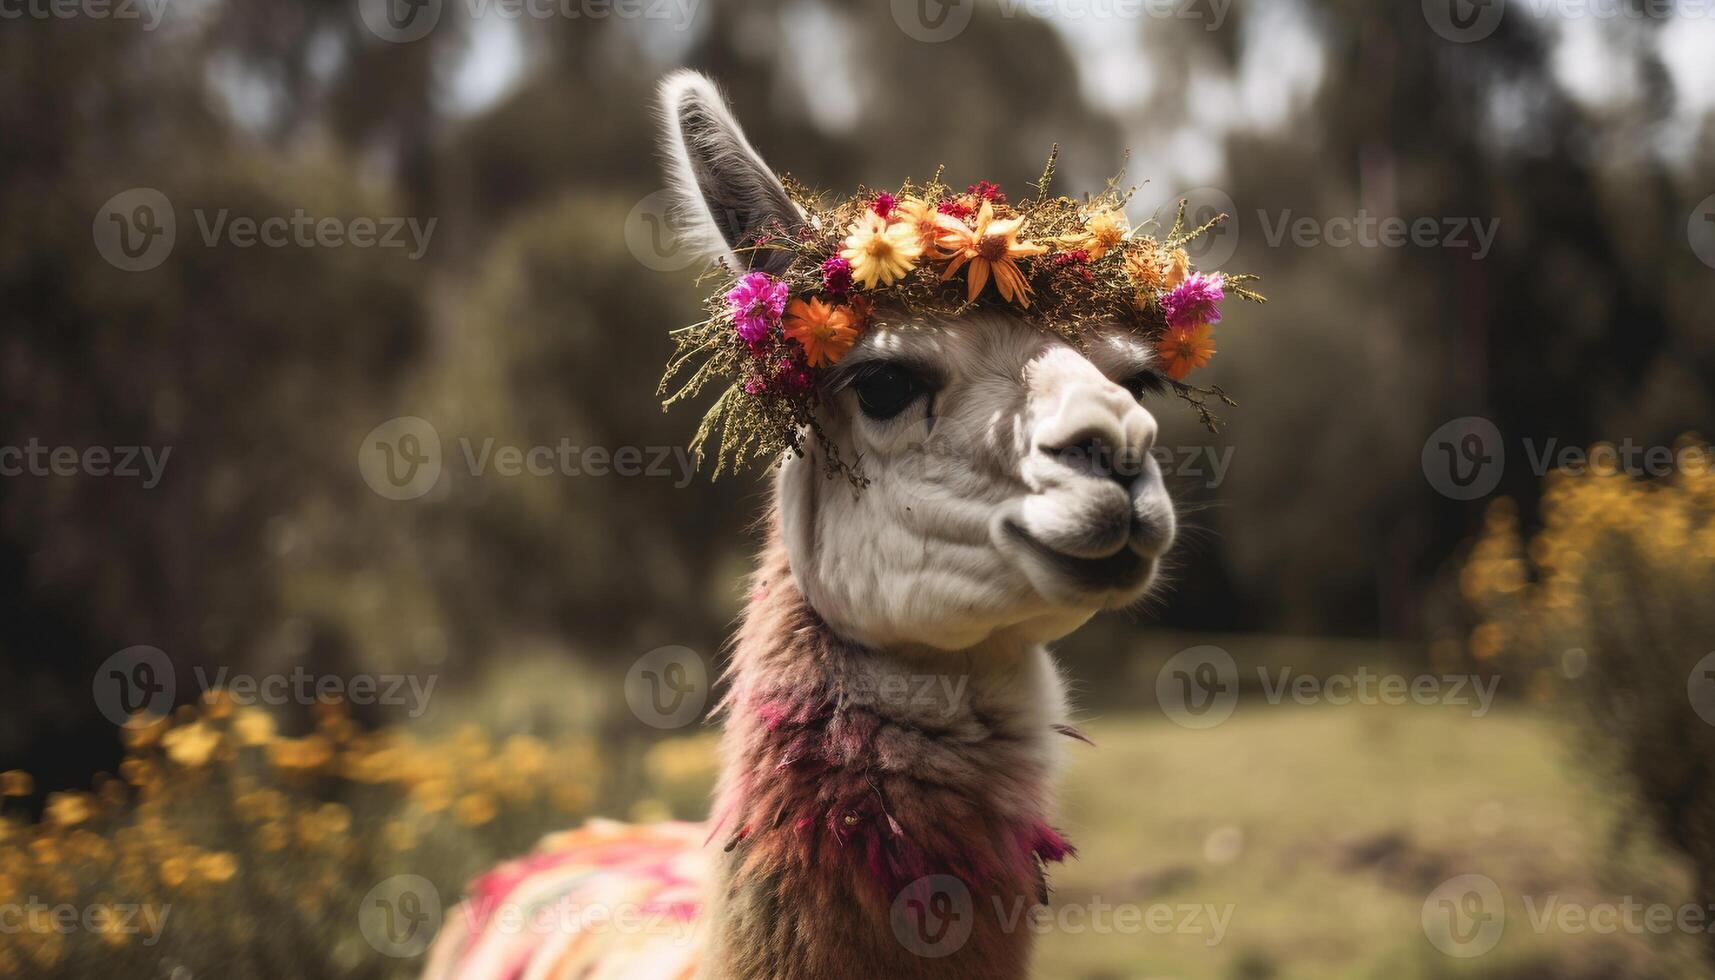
[0, 693, 612, 980]
[3, 694, 1705, 979]
[1463, 437, 1715, 966]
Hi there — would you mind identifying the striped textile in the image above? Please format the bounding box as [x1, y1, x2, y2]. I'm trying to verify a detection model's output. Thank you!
[421, 820, 708, 980]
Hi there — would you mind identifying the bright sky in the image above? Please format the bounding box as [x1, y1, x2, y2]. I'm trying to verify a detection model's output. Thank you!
[434, 0, 1711, 170]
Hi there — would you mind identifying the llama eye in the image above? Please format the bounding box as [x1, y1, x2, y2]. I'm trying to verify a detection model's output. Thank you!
[1122, 370, 1170, 400]
[852, 365, 928, 421]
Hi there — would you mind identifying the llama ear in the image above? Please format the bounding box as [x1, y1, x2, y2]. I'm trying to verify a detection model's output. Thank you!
[657, 70, 800, 276]
[775, 447, 821, 602]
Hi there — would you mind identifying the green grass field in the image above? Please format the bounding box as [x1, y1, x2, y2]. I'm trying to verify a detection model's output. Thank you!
[1035, 704, 1707, 980]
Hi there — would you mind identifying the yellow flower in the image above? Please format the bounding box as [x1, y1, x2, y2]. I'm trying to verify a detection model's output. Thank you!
[198, 852, 238, 883]
[455, 793, 497, 827]
[1057, 208, 1130, 259]
[893, 196, 943, 251]
[782, 297, 862, 367]
[44, 793, 91, 827]
[255, 822, 289, 852]
[163, 722, 220, 768]
[1162, 246, 1191, 288]
[840, 210, 922, 289]
[0, 770, 33, 797]
[933, 200, 1048, 307]
[232, 709, 275, 747]
[1155, 323, 1216, 380]
[266, 734, 333, 771]
[159, 855, 190, 888]
[1083, 208, 1130, 258]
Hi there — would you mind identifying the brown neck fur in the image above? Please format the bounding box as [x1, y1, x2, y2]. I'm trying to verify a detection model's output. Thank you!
[697, 516, 1073, 980]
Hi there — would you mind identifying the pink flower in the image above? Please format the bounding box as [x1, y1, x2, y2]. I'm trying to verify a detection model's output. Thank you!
[821, 256, 853, 297]
[871, 192, 897, 219]
[1160, 272, 1225, 329]
[937, 198, 974, 219]
[724, 272, 789, 345]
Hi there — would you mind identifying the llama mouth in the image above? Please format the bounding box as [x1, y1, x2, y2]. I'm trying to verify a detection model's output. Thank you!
[1002, 520, 1152, 595]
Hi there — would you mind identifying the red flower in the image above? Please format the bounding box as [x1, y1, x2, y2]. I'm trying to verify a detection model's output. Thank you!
[937, 197, 975, 220]
[821, 255, 854, 297]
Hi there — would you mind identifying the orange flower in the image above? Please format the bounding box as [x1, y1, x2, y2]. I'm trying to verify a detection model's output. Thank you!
[1155, 323, 1216, 380]
[1124, 240, 1165, 293]
[1055, 208, 1130, 259]
[783, 297, 862, 367]
[933, 200, 1048, 306]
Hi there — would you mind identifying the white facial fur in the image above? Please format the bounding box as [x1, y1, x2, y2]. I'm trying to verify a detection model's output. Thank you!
[776, 313, 1175, 651]
[658, 70, 1177, 653]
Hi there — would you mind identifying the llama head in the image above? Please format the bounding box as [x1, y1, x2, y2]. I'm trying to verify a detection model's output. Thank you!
[659, 71, 1176, 651]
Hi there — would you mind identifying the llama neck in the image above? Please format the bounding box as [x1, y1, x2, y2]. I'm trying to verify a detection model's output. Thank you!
[699, 525, 1074, 980]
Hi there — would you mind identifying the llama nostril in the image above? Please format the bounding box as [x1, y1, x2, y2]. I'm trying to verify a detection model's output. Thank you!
[1044, 431, 1136, 488]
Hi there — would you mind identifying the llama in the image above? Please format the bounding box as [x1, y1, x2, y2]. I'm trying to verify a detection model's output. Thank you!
[422, 70, 1192, 980]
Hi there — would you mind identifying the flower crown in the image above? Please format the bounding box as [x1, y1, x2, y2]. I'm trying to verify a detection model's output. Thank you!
[660, 149, 1264, 484]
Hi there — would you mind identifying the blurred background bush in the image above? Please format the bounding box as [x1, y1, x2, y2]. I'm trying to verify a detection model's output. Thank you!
[1, 0, 1713, 977]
